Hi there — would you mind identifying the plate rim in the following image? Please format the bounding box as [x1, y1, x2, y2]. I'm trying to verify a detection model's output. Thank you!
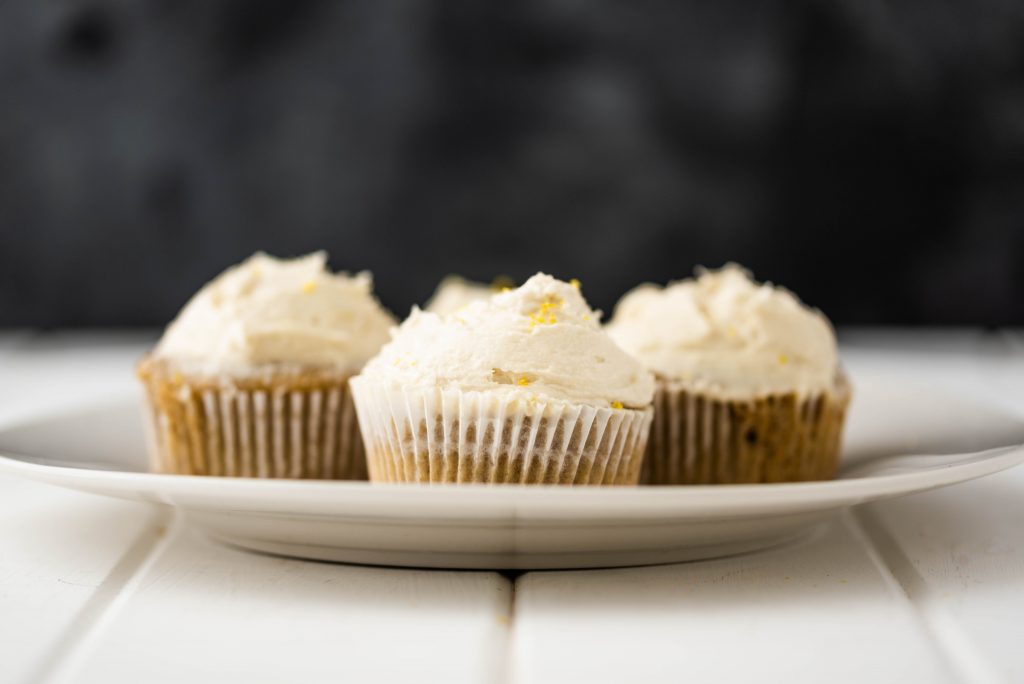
[2, 441, 1022, 519]
[1, 384, 1023, 520]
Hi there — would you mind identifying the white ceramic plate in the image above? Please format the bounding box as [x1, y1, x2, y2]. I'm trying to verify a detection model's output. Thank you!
[0, 369, 1021, 569]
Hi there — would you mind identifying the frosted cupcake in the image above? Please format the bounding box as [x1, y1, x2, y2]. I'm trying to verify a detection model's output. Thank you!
[607, 265, 850, 484]
[351, 274, 655, 485]
[136, 252, 394, 479]
[424, 276, 495, 315]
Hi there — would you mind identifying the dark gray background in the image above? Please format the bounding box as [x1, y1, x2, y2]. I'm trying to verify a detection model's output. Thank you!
[1, 0, 1022, 327]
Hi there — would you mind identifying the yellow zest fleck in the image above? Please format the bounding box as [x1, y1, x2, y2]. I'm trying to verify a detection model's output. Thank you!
[501, 287, 512, 293]
[172, 372, 183, 384]
[726, 325, 738, 338]
[570, 278, 581, 290]
[301, 280, 318, 294]
[611, 401, 623, 409]
[582, 314, 590, 322]
[778, 354, 789, 366]
[528, 296, 564, 328]
[516, 376, 531, 387]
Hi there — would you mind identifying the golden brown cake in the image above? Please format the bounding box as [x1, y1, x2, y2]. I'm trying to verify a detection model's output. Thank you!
[607, 264, 851, 484]
[137, 252, 394, 479]
[350, 273, 655, 485]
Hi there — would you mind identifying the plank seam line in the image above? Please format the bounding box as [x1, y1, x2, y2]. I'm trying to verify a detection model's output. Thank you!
[495, 573, 517, 684]
[847, 508, 1004, 684]
[32, 505, 180, 684]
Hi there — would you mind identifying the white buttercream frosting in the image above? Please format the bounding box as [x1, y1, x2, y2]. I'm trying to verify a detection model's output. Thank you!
[424, 276, 494, 315]
[154, 252, 395, 372]
[359, 273, 655, 408]
[606, 264, 839, 397]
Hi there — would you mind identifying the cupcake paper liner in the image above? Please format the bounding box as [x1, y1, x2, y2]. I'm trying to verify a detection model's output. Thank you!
[350, 379, 653, 485]
[137, 358, 365, 479]
[643, 375, 851, 485]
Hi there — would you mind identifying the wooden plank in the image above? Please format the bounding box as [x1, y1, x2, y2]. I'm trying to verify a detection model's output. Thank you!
[0, 334, 166, 684]
[857, 473, 1024, 684]
[854, 333, 1024, 683]
[511, 515, 951, 684]
[66, 523, 512, 684]
[0, 480, 165, 684]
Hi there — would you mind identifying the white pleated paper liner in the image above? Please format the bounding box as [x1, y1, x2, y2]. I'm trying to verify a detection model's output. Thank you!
[139, 366, 366, 480]
[642, 375, 851, 485]
[349, 378, 654, 485]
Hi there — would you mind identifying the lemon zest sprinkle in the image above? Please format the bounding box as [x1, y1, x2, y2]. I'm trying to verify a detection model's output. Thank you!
[611, 401, 623, 409]
[516, 377, 531, 387]
[570, 278, 581, 290]
[528, 296, 564, 328]
[778, 354, 789, 365]
[301, 280, 318, 294]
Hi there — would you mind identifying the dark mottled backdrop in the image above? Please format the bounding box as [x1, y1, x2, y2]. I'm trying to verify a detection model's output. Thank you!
[1, 0, 1022, 327]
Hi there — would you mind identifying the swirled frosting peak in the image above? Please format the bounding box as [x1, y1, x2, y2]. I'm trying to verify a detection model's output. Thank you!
[359, 273, 654, 408]
[606, 264, 838, 396]
[154, 252, 395, 372]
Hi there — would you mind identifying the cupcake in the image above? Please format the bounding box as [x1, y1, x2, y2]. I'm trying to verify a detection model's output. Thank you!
[350, 273, 655, 485]
[136, 252, 395, 479]
[606, 265, 850, 485]
[424, 276, 495, 315]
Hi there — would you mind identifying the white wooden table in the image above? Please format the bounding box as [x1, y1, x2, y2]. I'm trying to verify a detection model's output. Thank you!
[1, 329, 1022, 684]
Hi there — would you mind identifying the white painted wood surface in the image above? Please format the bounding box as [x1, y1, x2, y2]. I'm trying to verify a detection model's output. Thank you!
[66, 524, 511, 684]
[0, 330, 1022, 684]
[0, 481, 165, 684]
[847, 332, 1024, 684]
[0, 334, 166, 684]
[512, 515, 951, 684]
